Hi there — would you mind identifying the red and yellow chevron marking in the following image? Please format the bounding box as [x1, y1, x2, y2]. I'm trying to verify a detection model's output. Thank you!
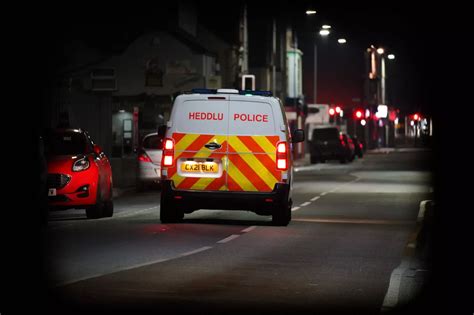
[227, 135, 280, 192]
[168, 133, 227, 191]
[164, 133, 282, 192]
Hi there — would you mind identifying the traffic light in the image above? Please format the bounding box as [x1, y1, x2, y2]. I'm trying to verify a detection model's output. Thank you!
[354, 109, 363, 119]
[329, 108, 335, 123]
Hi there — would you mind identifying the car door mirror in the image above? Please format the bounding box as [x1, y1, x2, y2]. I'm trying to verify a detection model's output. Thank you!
[157, 125, 167, 138]
[93, 144, 102, 155]
[291, 129, 305, 143]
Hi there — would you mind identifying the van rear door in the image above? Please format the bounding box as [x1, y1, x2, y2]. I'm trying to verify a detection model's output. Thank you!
[227, 96, 282, 192]
[168, 95, 228, 191]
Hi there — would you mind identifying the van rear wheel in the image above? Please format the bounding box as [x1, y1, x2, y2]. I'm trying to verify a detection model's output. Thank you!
[160, 194, 183, 223]
[272, 199, 291, 226]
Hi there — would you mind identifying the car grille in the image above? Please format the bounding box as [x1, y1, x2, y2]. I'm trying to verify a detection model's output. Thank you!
[47, 173, 71, 189]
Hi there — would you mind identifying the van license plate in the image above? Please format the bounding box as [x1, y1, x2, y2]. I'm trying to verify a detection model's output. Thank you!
[181, 161, 218, 173]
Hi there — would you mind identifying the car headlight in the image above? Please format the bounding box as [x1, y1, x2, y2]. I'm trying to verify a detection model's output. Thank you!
[72, 157, 90, 172]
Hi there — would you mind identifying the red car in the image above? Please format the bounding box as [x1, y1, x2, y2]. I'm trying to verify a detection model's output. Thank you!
[45, 128, 114, 218]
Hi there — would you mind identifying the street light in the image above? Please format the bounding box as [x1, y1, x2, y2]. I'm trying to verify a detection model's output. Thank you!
[322, 24, 332, 29]
[377, 47, 385, 54]
[338, 38, 347, 44]
[319, 29, 330, 36]
[387, 54, 395, 60]
[306, 10, 317, 15]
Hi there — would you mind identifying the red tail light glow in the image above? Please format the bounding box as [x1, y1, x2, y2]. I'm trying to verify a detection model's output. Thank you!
[162, 138, 175, 167]
[138, 153, 152, 163]
[276, 141, 288, 170]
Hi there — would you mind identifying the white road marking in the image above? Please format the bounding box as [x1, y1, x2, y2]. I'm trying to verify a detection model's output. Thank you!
[115, 206, 159, 218]
[55, 246, 213, 287]
[310, 196, 320, 201]
[241, 226, 257, 233]
[179, 246, 213, 257]
[300, 202, 311, 207]
[291, 206, 301, 212]
[293, 218, 413, 225]
[217, 234, 240, 244]
[320, 192, 327, 196]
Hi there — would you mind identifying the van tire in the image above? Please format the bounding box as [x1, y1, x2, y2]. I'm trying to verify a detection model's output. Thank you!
[272, 199, 291, 226]
[160, 193, 183, 223]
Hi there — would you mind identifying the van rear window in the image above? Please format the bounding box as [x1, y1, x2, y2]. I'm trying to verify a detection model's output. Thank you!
[229, 101, 275, 136]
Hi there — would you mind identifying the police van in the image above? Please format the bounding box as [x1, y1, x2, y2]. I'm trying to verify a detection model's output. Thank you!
[158, 88, 304, 226]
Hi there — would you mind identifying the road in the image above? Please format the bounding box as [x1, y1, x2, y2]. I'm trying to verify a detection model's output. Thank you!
[42, 148, 433, 314]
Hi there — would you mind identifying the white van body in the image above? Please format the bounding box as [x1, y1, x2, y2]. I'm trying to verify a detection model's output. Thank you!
[159, 89, 304, 225]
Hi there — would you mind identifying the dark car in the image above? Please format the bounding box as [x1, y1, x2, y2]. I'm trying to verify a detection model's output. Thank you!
[350, 135, 364, 158]
[309, 127, 353, 163]
[44, 128, 114, 219]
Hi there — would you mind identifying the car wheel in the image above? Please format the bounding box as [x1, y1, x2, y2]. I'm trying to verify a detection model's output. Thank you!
[272, 198, 291, 226]
[86, 184, 103, 219]
[102, 185, 114, 217]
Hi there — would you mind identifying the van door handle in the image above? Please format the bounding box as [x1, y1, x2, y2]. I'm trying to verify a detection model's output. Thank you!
[204, 142, 221, 150]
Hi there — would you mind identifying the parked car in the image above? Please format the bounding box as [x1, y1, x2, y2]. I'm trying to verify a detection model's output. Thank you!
[136, 132, 163, 191]
[44, 128, 114, 219]
[350, 135, 364, 158]
[309, 127, 352, 163]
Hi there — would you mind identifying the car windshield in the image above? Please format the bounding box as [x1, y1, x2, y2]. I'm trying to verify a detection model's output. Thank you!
[143, 135, 163, 150]
[45, 131, 89, 155]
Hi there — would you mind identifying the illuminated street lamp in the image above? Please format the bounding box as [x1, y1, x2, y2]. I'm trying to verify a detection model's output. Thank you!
[387, 54, 395, 60]
[322, 24, 331, 29]
[306, 10, 317, 15]
[377, 47, 385, 54]
[338, 38, 347, 44]
[319, 29, 330, 36]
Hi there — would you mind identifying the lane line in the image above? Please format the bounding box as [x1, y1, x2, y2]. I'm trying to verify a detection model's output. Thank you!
[291, 206, 301, 212]
[55, 246, 213, 287]
[179, 246, 213, 257]
[241, 226, 257, 233]
[310, 196, 320, 201]
[293, 218, 413, 225]
[300, 202, 311, 207]
[320, 192, 327, 196]
[217, 234, 240, 244]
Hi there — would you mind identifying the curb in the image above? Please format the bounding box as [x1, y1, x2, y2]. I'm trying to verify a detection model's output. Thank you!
[381, 200, 434, 312]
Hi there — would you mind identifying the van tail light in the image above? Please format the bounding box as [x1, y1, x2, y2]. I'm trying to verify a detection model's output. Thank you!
[162, 138, 175, 167]
[276, 141, 288, 171]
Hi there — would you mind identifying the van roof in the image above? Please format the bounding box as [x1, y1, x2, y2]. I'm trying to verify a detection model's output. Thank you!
[186, 88, 273, 97]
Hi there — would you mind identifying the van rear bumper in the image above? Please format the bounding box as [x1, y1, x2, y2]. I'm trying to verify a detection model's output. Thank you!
[161, 180, 289, 215]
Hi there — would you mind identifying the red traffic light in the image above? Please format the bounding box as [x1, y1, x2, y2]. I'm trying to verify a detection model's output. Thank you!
[329, 108, 336, 116]
[355, 110, 363, 119]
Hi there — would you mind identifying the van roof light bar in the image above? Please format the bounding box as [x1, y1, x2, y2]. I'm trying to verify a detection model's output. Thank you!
[239, 90, 273, 96]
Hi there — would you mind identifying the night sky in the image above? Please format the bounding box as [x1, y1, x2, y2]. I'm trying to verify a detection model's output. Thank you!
[34, 1, 466, 121]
